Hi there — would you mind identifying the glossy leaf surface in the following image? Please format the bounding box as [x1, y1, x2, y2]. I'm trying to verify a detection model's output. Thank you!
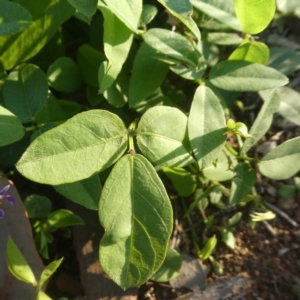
[99, 154, 173, 289]
[16, 110, 128, 185]
[188, 86, 227, 169]
[0, 0, 32, 36]
[259, 137, 300, 180]
[209, 60, 289, 92]
[46, 209, 84, 230]
[3, 64, 48, 123]
[233, 0, 276, 34]
[137, 106, 194, 167]
[0, 105, 24, 146]
[55, 174, 102, 210]
[158, 0, 200, 40]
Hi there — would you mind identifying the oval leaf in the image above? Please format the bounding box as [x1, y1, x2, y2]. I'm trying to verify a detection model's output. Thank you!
[144, 28, 199, 67]
[55, 174, 102, 210]
[188, 86, 227, 169]
[6, 236, 36, 285]
[137, 106, 194, 167]
[259, 137, 300, 180]
[151, 248, 182, 282]
[209, 60, 289, 92]
[129, 44, 169, 107]
[0, 105, 24, 146]
[16, 110, 128, 185]
[233, 0, 276, 34]
[0, 0, 32, 36]
[229, 40, 270, 64]
[3, 64, 48, 123]
[67, 0, 97, 18]
[46, 209, 84, 230]
[99, 154, 173, 289]
[47, 57, 81, 93]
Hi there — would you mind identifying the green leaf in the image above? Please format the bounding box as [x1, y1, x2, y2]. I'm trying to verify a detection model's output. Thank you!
[202, 147, 237, 182]
[37, 257, 64, 288]
[3, 64, 48, 123]
[233, 0, 276, 34]
[24, 194, 53, 218]
[6, 236, 36, 285]
[87, 86, 103, 107]
[46, 209, 84, 231]
[144, 28, 199, 67]
[102, 70, 129, 108]
[137, 106, 194, 167]
[98, 4, 133, 93]
[228, 212, 242, 227]
[129, 43, 169, 107]
[77, 44, 106, 87]
[158, 0, 201, 40]
[151, 248, 182, 282]
[101, 0, 142, 33]
[229, 40, 270, 64]
[190, 0, 242, 31]
[0, 0, 75, 70]
[209, 60, 289, 92]
[99, 154, 173, 289]
[55, 174, 102, 210]
[162, 167, 196, 196]
[139, 4, 157, 26]
[199, 235, 217, 260]
[259, 87, 300, 126]
[0, 0, 32, 36]
[222, 229, 235, 249]
[58, 100, 82, 119]
[206, 32, 242, 45]
[37, 291, 52, 300]
[0, 105, 24, 146]
[268, 47, 300, 76]
[67, 0, 97, 18]
[258, 137, 300, 180]
[47, 57, 82, 93]
[241, 88, 281, 154]
[188, 86, 227, 169]
[279, 185, 296, 200]
[16, 110, 128, 185]
[229, 163, 256, 205]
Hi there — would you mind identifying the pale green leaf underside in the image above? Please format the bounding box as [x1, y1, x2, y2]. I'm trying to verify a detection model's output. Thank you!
[55, 174, 102, 210]
[0, 0, 32, 36]
[209, 60, 289, 92]
[99, 154, 173, 289]
[190, 0, 242, 31]
[233, 0, 276, 34]
[158, 0, 201, 40]
[16, 110, 128, 185]
[137, 106, 194, 167]
[241, 88, 280, 154]
[259, 137, 300, 180]
[0, 105, 24, 146]
[144, 28, 199, 67]
[188, 86, 227, 169]
[102, 0, 142, 33]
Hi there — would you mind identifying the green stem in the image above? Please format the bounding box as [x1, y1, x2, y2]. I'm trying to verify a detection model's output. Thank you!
[128, 118, 139, 153]
[0, 170, 15, 179]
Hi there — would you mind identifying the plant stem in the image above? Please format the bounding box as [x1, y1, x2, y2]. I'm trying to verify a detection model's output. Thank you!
[0, 170, 15, 179]
[128, 118, 139, 153]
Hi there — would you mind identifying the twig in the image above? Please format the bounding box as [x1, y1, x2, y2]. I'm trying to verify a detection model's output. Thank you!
[263, 201, 298, 227]
[262, 220, 277, 236]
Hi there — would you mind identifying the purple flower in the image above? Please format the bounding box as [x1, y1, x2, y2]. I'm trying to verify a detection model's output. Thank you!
[0, 185, 15, 218]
